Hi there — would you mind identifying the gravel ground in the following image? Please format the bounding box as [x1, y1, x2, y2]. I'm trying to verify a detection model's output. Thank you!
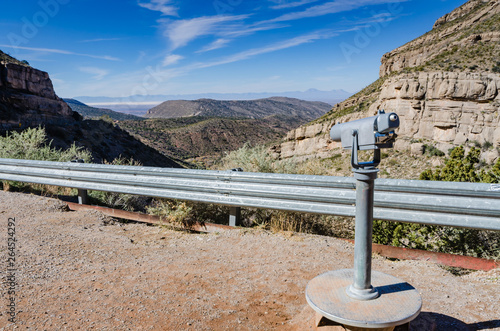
[0, 191, 498, 330]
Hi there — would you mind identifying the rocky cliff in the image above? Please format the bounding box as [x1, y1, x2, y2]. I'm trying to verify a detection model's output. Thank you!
[0, 61, 78, 130]
[275, 0, 500, 164]
[0, 52, 181, 167]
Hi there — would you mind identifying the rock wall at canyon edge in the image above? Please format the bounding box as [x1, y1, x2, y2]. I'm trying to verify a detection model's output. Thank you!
[275, 0, 500, 164]
[0, 62, 77, 130]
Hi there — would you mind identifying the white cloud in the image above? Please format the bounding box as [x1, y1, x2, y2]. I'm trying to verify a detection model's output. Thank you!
[163, 15, 249, 50]
[0, 45, 120, 61]
[80, 38, 124, 43]
[79, 67, 109, 80]
[190, 30, 337, 69]
[196, 39, 231, 53]
[162, 54, 183, 66]
[269, 0, 320, 10]
[263, 0, 409, 23]
[138, 0, 178, 16]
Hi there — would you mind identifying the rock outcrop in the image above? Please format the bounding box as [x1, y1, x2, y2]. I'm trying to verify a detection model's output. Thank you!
[380, 0, 499, 76]
[0, 62, 77, 130]
[274, 0, 500, 164]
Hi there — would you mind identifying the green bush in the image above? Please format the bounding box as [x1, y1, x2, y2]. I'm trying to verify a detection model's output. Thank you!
[146, 198, 231, 229]
[0, 127, 92, 195]
[422, 144, 445, 157]
[419, 146, 481, 182]
[374, 146, 500, 259]
[217, 142, 297, 174]
[0, 127, 91, 162]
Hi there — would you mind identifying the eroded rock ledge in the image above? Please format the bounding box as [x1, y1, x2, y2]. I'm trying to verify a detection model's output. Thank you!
[0, 62, 76, 130]
[275, 71, 500, 163]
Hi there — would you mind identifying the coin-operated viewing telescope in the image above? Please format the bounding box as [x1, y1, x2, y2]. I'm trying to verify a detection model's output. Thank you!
[307, 110, 421, 329]
[330, 109, 399, 169]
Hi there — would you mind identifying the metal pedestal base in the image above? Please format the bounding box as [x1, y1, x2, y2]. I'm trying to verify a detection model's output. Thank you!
[306, 269, 422, 330]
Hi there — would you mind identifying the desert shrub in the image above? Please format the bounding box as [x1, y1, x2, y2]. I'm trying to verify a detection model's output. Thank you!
[146, 199, 231, 229]
[146, 199, 194, 226]
[374, 146, 500, 259]
[482, 141, 493, 150]
[422, 144, 445, 157]
[419, 146, 481, 182]
[0, 127, 92, 195]
[218, 142, 297, 174]
[0, 127, 91, 162]
[238, 208, 354, 238]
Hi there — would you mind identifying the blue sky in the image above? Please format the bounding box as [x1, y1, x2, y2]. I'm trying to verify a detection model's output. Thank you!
[1, 0, 467, 99]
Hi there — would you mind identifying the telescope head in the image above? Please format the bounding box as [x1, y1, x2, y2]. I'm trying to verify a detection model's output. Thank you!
[330, 110, 399, 169]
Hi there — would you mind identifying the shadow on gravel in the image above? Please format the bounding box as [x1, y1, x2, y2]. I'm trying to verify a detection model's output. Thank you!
[410, 312, 500, 331]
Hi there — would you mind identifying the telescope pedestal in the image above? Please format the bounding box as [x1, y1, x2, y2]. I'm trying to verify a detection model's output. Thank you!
[306, 269, 421, 330]
[305, 167, 421, 330]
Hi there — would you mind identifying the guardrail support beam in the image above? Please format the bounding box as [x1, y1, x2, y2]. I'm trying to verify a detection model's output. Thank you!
[228, 168, 243, 227]
[229, 206, 241, 227]
[77, 189, 89, 205]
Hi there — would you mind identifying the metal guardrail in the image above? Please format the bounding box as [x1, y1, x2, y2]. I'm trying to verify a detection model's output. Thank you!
[0, 158, 499, 231]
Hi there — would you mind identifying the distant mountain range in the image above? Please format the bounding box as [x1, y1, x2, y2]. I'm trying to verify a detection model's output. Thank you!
[145, 97, 332, 121]
[64, 98, 142, 121]
[72, 88, 351, 116]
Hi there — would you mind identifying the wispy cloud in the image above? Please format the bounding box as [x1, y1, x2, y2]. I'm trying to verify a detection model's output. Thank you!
[79, 67, 109, 80]
[0, 45, 120, 61]
[189, 30, 337, 69]
[163, 15, 250, 50]
[263, 0, 409, 23]
[80, 38, 124, 43]
[138, 0, 178, 16]
[162, 54, 183, 66]
[196, 39, 231, 53]
[269, 0, 321, 10]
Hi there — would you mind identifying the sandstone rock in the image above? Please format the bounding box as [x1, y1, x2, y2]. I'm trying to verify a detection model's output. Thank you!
[0, 62, 75, 130]
[411, 143, 425, 156]
[276, 71, 500, 160]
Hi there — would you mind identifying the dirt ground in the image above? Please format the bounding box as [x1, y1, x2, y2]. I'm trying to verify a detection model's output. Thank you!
[0, 191, 498, 330]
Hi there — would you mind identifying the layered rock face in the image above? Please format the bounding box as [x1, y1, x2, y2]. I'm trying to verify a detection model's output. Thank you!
[275, 0, 500, 163]
[277, 72, 500, 162]
[375, 72, 500, 161]
[0, 62, 75, 130]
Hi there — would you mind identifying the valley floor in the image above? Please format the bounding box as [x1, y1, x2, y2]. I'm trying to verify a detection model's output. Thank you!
[0, 191, 498, 330]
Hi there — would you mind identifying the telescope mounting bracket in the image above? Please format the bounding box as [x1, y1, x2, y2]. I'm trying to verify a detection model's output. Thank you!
[351, 130, 381, 170]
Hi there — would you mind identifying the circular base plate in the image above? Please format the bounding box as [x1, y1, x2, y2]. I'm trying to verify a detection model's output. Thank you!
[306, 269, 422, 329]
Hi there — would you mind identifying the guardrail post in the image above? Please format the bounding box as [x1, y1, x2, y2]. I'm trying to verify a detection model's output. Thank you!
[71, 159, 88, 205]
[229, 206, 241, 227]
[229, 168, 243, 227]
